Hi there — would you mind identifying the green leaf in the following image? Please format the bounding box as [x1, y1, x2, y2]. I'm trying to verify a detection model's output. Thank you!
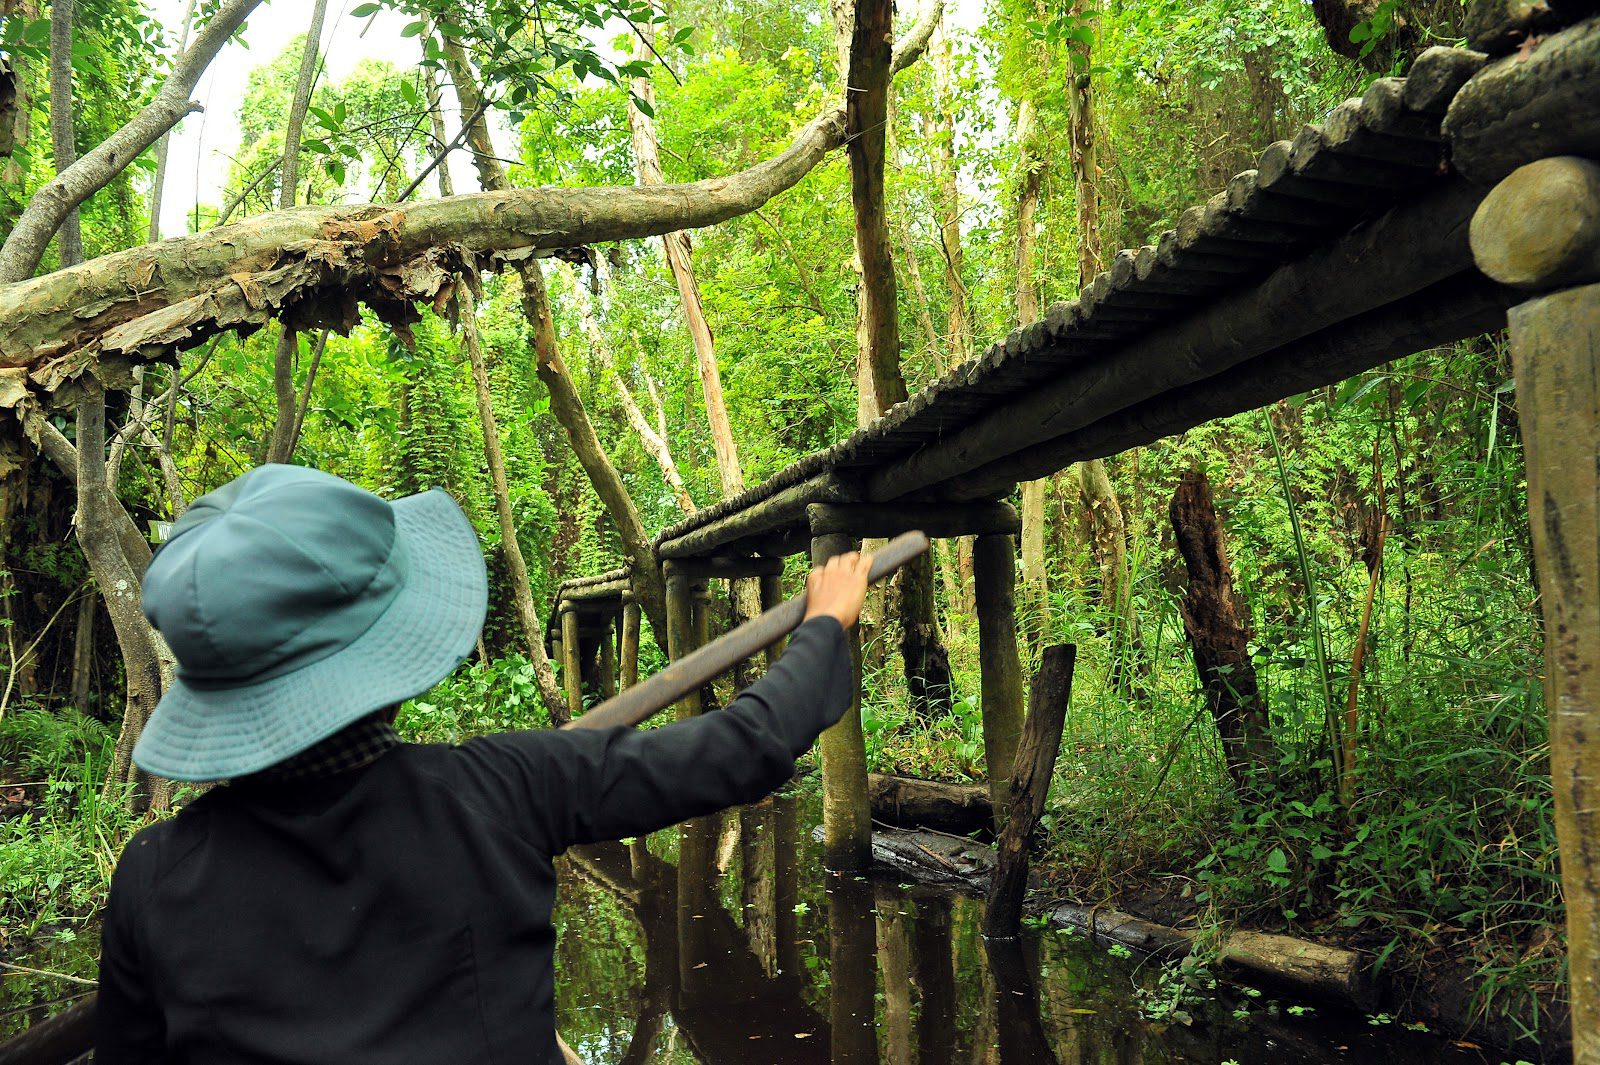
[401, 19, 425, 36]
[1266, 847, 1290, 874]
[349, 2, 381, 15]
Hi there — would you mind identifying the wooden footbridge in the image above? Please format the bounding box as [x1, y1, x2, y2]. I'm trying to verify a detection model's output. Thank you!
[549, 13, 1600, 1053]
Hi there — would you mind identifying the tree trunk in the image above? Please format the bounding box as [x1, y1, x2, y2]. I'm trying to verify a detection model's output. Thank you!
[1014, 97, 1049, 656]
[458, 286, 567, 723]
[47, 0, 81, 267]
[264, 0, 331, 465]
[442, 40, 670, 641]
[929, 26, 971, 367]
[985, 643, 1075, 939]
[75, 387, 167, 809]
[567, 261, 695, 516]
[146, 0, 197, 242]
[1169, 468, 1274, 795]
[627, 46, 743, 496]
[0, 0, 265, 283]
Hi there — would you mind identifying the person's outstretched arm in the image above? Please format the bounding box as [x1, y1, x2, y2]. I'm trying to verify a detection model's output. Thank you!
[454, 553, 872, 851]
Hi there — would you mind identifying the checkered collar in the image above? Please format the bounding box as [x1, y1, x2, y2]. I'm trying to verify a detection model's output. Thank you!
[250, 713, 401, 782]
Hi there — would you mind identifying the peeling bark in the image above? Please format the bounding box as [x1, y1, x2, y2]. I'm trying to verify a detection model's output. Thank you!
[0, 105, 850, 405]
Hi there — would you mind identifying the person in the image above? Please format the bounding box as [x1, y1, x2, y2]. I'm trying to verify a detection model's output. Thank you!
[95, 464, 871, 1065]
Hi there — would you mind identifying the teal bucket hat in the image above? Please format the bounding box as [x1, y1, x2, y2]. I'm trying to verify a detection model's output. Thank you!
[133, 465, 488, 782]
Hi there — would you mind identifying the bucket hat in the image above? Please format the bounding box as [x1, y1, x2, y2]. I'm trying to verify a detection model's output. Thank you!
[133, 465, 487, 782]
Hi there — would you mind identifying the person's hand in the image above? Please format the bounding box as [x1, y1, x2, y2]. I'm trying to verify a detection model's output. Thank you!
[803, 551, 873, 629]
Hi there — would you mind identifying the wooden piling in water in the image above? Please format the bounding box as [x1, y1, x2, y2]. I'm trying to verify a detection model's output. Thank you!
[984, 644, 1076, 939]
[560, 606, 583, 722]
[974, 532, 1026, 826]
[810, 530, 870, 870]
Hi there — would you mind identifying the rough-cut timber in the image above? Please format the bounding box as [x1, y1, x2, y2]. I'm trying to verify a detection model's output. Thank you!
[1502, 280, 1600, 1063]
[1442, 16, 1600, 184]
[1470, 156, 1600, 290]
[985, 644, 1075, 938]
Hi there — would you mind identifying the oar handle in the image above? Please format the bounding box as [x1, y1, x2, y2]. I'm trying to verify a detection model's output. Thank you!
[564, 531, 931, 732]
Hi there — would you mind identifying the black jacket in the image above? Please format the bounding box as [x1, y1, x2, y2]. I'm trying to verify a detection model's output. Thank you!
[96, 616, 853, 1065]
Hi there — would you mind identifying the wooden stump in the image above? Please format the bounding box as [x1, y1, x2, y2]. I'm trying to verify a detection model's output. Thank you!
[1169, 468, 1275, 795]
[974, 533, 1027, 826]
[984, 644, 1076, 939]
[811, 531, 870, 870]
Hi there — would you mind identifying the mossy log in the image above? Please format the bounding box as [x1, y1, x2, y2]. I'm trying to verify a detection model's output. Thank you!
[1046, 905, 1378, 1010]
[867, 772, 992, 835]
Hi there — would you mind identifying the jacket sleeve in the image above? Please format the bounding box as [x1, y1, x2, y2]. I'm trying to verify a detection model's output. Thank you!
[95, 838, 167, 1064]
[453, 615, 854, 851]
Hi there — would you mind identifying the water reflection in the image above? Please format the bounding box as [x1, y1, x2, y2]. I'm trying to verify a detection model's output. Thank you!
[553, 789, 1502, 1065]
[0, 791, 1512, 1063]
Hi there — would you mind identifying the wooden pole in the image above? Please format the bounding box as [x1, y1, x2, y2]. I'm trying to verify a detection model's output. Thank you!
[566, 531, 929, 733]
[985, 644, 1076, 938]
[560, 607, 583, 722]
[619, 599, 641, 691]
[598, 618, 617, 699]
[1473, 158, 1600, 1058]
[664, 571, 702, 724]
[812, 530, 870, 870]
[974, 533, 1027, 826]
[1506, 279, 1600, 1063]
[758, 570, 786, 668]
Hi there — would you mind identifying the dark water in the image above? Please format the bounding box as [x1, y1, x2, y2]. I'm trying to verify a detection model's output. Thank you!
[4, 789, 1511, 1064]
[551, 790, 1508, 1065]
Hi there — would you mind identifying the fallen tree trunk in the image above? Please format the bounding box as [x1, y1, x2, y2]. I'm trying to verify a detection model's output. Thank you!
[1046, 903, 1379, 1010]
[0, 106, 849, 399]
[867, 772, 992, 835]
[0, 994, 94, 1065]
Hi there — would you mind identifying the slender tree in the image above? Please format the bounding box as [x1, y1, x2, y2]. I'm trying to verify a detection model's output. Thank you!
[265, 1, 331, 465]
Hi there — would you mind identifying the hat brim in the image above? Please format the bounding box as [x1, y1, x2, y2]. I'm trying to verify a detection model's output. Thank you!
[132, 488, 488, 782]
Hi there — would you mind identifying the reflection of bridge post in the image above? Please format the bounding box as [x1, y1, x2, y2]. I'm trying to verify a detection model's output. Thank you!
[773, 791, 801, 982]
[912, 894, 955, 1065]
[740, 796, 778, 973]
[665, 567, 720, 996]
[985, 937, 1060, 1065]
[876, 890, 914, 1065]
[827, 871, 880, 1063]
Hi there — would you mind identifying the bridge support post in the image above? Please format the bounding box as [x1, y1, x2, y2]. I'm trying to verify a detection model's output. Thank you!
[559, 606, 583, 722]
[619, 599, 640, 691]
[1472, 154, 1600, 1062]
[597, 617, 617, 699]
[974, 532, 1026, 828]
[811, 529, 870, 870]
